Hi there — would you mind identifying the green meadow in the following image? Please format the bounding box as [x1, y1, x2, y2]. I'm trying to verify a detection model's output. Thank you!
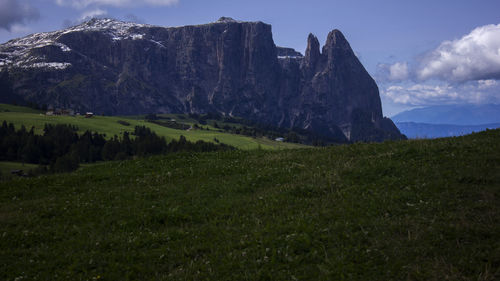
[0, 104, 306, 150]
[1, 129, 499, 280]
[0, 103, 44, 114]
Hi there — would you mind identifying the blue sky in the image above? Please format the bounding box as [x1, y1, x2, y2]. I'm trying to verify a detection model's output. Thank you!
[1, 0, 499, 116]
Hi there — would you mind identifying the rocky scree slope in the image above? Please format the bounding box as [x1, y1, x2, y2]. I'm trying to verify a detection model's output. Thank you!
[0, 17, 404, 142]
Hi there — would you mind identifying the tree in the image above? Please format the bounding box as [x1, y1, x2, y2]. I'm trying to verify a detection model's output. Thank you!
[121, 131, 133, 156]
[101, 136, 121, 160]
[52, 154, 79, 173]
[145, 113, 159, 121]
[21, 135, 41, 164]
[286, 132, 300, 143]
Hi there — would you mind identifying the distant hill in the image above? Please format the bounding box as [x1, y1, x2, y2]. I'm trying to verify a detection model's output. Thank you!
[396, 122, 500, 139]
[392, 104, 500, 125]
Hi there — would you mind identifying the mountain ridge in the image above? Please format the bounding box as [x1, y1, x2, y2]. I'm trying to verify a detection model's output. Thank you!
[0, 17, 404, 142]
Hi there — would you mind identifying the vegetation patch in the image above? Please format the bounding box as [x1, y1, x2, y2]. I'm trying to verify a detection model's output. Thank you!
[149, 120, 191, 131]
[116, 120, 131, 126]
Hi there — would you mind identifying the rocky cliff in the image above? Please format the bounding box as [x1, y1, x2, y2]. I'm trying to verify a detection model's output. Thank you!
[0, 17, 404, 142]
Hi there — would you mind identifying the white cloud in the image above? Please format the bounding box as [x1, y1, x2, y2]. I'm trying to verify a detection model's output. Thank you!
[79, 8, 107, 21]
[381, 81, 500, 106]
[478, 79, 498, 89]
[417, 24, 500, 82]
[9, 23, 32, 33]
[383, 84, 457, 105]
[56, 0, 178, 8]
[61, 8, 107, 28]
[376, 62, 409, 82]
[0, 0, 39, 31]
[389, 62, 409, 81]
[123, 14, 145, 24]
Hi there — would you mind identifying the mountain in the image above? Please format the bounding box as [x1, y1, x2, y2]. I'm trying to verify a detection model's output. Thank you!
[396, 122, 500, 139]
[0, 17, 404, 142]
[392, 104, 500, 125]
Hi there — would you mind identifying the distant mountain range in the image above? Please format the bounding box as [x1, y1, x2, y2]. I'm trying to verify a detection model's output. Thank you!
[396, 122, 500, 139]
[392, 104, 500, 125]
[393, 104, 500, 138]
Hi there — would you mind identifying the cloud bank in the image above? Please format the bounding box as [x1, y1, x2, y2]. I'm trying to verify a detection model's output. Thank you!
[417, 24, 500, 82]
[0, 0, 40, 31]
[381, 80, 500, 106]
[56, 0, 178, 8]
[378, 24, 500, 107]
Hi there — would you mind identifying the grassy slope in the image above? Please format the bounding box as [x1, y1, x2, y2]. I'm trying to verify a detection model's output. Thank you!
[0, 107, 306, 150]
[0, 104, 43, 114]
[1, 130, 499, 280]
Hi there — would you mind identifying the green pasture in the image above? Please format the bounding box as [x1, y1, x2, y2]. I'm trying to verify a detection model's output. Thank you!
[1, 129, 498, 280]
[0, 105, 306, 150]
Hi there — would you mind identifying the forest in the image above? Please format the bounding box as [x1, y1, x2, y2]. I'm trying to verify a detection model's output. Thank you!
[0, 121, 234, 174]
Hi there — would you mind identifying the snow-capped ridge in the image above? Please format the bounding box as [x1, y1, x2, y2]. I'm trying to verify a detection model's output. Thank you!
[0, 18, 155, 70]
[1, 17, 276, 72]
[61, 18, 152, 41]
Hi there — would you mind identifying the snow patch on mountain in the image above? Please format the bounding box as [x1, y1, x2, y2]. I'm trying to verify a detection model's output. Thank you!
[0, 18, 152, 70]
[28, 62, 72, 69]
[278, 55, 302, 60]
[149, 39, 166, 48]
[65, 18, 150, 41]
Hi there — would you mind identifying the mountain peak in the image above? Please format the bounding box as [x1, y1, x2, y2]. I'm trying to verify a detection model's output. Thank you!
[216, 17, 238, 23]
[304, 33, 321, 68]
[83, 17, 115, 25]
[74, 17, 149, 32]
[321, 29, 356, 63]
[324, 29, 350, 50]
[59, 18, 154, 42]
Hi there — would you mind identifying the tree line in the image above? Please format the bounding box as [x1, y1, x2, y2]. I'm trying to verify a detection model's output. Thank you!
[0, 121, 234, 174]
[187, 112, 339, 145]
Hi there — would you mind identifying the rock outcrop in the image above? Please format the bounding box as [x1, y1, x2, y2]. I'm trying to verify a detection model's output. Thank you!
[0, 17, 404, 142]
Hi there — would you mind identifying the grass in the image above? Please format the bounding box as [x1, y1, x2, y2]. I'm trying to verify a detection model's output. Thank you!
[0, 162, 38, 181]
[1, 129, 499, 280]
[0, 104, 43, 114]
[0, 104, 306, 150]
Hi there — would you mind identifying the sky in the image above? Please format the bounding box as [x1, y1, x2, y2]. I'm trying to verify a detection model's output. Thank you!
[1, 0, 499, 116]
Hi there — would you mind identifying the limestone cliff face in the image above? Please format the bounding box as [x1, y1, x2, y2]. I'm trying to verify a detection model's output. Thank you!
[0, 17, 404, 142]
[277, 30, 402, 142]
